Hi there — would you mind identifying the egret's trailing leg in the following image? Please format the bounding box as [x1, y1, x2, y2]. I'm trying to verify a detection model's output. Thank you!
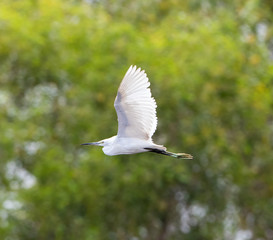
[144, 148, 193, 159]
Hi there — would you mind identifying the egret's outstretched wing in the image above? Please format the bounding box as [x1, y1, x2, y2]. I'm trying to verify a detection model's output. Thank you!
[114, 65, 157, 140]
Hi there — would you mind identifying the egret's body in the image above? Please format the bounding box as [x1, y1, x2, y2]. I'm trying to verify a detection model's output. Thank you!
[100, 136, 157, 156]
[82, 65, 192, 159]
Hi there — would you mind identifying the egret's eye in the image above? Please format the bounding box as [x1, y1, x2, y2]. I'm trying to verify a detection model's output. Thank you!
[100, 141, 104, 144]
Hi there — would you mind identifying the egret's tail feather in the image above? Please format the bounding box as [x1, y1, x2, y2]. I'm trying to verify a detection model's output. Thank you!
[144, 148, 193, 159]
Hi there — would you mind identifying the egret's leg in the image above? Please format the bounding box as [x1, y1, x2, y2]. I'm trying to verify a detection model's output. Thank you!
[144, 148, 193, 159]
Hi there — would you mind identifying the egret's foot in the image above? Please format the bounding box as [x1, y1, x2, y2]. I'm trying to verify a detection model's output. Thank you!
[175, 153, 193, 159]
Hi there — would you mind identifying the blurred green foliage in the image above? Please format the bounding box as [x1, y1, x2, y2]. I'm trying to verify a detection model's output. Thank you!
[0, 0, 273, 239]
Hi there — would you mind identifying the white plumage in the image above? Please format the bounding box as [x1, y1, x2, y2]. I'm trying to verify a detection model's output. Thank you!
[82, 65, 193, 159]
[114, 65, 157, 140]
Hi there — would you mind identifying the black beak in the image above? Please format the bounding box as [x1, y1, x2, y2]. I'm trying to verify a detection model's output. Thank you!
[81, 142, 99, 146]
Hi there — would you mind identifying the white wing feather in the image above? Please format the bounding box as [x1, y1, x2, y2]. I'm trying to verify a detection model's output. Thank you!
[114, 65, 158, 140]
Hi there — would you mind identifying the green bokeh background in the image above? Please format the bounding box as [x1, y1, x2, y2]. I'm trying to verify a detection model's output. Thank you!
[0, 0, 273, 239]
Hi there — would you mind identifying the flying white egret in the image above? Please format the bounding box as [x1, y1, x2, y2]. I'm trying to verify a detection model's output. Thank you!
[82, 65, 193, 159]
